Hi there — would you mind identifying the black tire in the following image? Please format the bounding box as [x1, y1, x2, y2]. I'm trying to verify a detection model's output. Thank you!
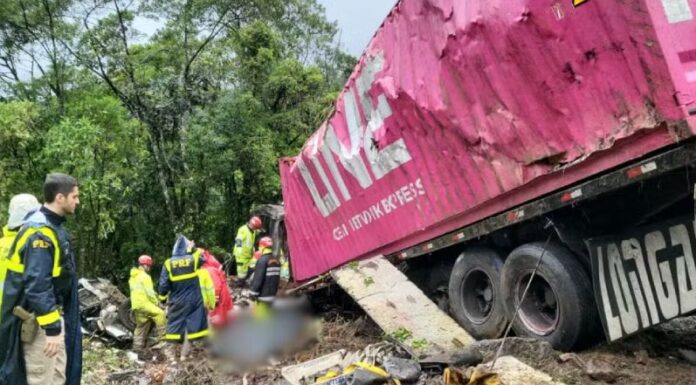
[118, 300, 136, 332]
[448, 248, 507, 339]
[501, 242, 598, 351]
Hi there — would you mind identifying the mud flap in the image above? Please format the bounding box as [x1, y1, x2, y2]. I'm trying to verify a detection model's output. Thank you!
[587, 216, 696, 342]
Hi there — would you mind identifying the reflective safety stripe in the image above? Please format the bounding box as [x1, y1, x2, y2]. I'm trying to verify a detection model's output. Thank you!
[169, 271, 198, 282]
[36, 310, 61, 326]
[5, 258, 24, 273]
[192, 250, 202, 268]
[164, 252, 202, 282]
[187, 329, 210, 340]
[164, 333, 181, 340]
[8, 227, 61, 278]
[164, 330, 209, 340]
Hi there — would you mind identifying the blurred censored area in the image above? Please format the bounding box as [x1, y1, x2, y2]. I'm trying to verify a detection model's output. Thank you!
[210, 298, 317, 371]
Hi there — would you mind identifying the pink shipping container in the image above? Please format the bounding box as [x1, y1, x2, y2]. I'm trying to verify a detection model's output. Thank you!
[280, 0, 696, 281]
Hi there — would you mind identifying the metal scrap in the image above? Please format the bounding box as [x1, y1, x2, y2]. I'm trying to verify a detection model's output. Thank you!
[79, 277, 134, 342]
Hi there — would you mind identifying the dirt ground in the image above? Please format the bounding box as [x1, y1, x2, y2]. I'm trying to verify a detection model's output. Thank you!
[473, 316, 696, 385]
[84, 282, 696, 385]
[85, 313, 384, 385]
[86, 313, 696, 385]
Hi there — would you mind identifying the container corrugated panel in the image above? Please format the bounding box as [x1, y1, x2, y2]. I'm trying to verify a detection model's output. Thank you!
[280, 0, 696, 281]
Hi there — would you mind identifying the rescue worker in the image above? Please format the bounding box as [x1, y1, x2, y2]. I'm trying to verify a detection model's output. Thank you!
[200, 249, 233, 328]
[0, 194, 41, 316]
[158, 236, 215, 361]
[0, 173, 82, 385]
[231, 216, 263, 281]
[249, 237, 281, 307]
[129, 255, 166, 353]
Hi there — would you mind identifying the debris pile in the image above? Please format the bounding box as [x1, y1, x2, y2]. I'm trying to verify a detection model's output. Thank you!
[80, 275, 696, 385]
[79, 278, 135, 344]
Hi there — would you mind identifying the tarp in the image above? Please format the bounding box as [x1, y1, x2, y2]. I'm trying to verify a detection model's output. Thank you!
[281, 0, 696, 280]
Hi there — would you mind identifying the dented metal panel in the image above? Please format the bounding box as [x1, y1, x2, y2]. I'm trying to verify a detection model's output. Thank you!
[280, 0, 696, 280]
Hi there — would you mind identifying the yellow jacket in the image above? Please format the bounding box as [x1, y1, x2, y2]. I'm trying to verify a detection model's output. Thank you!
[198, 268, 216, 311]
[233, 225, 256, 260]
[233, 224, 257, 275]
[0, 225, 18, 318]
[129, 267, 162, 315]
[0, 225, 17, 259]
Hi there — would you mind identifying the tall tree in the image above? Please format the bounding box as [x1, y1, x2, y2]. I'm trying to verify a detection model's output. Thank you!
[0, 0, 356, 282]
[69, 0, 339, 232]
[0, 0, 74, 107]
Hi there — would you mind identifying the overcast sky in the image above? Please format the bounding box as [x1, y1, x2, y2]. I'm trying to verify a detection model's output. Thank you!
[318, 0, 397, 56]
[133, 2, 397, 56]
[15, 2, 397, 77]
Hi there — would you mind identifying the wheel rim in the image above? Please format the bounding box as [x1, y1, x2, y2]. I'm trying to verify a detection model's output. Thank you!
[461, 268, 495, 324]
[515, 273, 559, 336]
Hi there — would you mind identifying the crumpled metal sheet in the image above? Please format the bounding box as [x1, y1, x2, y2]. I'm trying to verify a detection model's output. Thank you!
[281, 0, 696, 280]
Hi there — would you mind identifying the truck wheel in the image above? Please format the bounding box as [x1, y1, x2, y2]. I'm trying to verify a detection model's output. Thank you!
[448, 248, 507, 339]
[501, 242, 597, 351]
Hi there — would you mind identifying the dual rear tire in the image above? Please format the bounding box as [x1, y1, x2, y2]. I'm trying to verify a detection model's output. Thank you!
[448, 242, 598, 350]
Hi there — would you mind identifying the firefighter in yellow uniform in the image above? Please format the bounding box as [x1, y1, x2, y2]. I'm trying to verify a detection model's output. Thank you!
[232, 216, 263, 281]
[128, 255, 165, 352]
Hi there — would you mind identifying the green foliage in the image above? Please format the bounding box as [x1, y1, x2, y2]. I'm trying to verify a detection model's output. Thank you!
[41, 91, 149, 277]
[412, 338, 429, 350]
[82, 339, 138, 385]
[390, 327, 413, 343]
[0, 101, 45, 220]
[0, 0, 356, 284]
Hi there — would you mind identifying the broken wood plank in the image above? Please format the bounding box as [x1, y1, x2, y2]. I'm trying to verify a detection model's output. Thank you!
[332, 256, 475, 355]
[281, 350, 347, 385]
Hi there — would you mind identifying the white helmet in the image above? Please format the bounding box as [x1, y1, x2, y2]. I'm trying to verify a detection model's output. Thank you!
[8, 194, 40, 229]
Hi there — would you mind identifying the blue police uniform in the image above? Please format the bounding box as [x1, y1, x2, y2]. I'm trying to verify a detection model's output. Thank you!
[158, 236, 210, 341]
[0, 207, 82, 385]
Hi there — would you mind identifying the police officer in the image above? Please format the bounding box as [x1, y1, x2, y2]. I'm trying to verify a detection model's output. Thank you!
[0, 173, 82, 385]
[158, 236, 215, 361]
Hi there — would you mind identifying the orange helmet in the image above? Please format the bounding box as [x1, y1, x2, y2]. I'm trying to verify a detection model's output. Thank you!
[138, 255, 153, 267]
[259, 237, 273, 249]
[249, 216, 263, 230]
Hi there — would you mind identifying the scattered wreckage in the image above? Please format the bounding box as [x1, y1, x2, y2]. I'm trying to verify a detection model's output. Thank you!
[78, 278, 135, 343]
